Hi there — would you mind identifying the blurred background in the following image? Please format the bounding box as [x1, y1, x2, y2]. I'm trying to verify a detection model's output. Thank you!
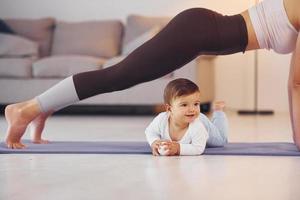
[0, 0, 291, 113]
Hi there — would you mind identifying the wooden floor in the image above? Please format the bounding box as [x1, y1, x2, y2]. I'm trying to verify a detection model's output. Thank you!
[1, 110, 300, 200]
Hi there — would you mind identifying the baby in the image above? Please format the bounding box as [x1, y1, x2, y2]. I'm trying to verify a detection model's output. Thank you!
[145, 78, 228, 156]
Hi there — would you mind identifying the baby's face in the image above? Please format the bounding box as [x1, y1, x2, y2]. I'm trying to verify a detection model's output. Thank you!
[168, 92, 201, 125]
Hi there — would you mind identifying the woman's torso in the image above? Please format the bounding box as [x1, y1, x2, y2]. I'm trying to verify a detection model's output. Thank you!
[241, 0, 300, 51]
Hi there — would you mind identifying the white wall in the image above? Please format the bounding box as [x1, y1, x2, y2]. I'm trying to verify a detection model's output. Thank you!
[0, 0, 291, 112]
[0, 0, 252, 20]
[257, 51, 291, 112]
[214, 52, 256, 110]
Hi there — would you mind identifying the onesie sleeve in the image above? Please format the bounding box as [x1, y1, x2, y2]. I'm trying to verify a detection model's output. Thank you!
[179, 120, 209, 155]
[145, 112, 165, 145]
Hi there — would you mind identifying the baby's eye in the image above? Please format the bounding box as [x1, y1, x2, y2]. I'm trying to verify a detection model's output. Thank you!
[181, 104, 187, 107]
[194, 103, 200, 106]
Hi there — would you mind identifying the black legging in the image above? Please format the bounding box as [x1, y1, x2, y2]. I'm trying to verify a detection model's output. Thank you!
[73, 8, 248, 100]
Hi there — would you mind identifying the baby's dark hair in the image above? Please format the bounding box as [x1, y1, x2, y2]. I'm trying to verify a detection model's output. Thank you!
[164, 78, 200, 104]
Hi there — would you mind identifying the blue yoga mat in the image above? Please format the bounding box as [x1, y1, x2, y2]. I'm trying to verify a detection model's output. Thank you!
[1, 140, 300, 156]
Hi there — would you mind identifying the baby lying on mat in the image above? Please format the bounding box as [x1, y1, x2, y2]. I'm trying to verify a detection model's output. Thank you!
[145, 78, 228, 156]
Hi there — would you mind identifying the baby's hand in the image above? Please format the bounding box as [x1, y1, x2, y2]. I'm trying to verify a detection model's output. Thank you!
[151, 140, 163, 156]
[213, 101, 225, 111]
[159, 141, 180, 156]
[158, 142, 170, 156]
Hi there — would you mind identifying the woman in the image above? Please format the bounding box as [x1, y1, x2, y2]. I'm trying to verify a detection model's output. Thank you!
[4, 0, 300, 149]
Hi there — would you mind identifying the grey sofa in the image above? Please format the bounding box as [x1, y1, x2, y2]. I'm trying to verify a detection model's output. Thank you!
[0, 15, 214, 113]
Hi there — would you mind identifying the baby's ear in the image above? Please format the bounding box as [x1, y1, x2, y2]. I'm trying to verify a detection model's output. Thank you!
[165, 104, 171, 112]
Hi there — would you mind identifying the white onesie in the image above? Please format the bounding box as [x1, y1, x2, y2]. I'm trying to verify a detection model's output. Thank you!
[249, 0, 298, 54]
[145, 112, 209, 156]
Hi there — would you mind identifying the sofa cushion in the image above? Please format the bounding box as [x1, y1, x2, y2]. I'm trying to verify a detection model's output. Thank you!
[0, 33, 39, 57]
[51, 20, 123, 58]
[0, 57, 35, 78]
[122, 15, 170, 48]
[33, 55, 105, 78]
[4, 18, 55, 57]
[122, 26, 160, 55]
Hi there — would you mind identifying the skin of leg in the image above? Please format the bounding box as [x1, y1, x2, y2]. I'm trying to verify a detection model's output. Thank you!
[288, 36, 300, 150]
[29, 111, 54, 144]
[5, 98, 42, 149]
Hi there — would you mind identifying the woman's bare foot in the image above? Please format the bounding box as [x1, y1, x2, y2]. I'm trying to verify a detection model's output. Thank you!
[29, 111, 53, 144]
[5, 99, 41, 149]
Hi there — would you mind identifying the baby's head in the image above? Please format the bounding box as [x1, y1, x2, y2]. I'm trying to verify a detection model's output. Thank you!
[164, 78, 201, 124]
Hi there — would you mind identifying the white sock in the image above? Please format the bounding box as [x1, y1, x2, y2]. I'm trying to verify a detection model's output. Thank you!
[36, 76, 79, 113]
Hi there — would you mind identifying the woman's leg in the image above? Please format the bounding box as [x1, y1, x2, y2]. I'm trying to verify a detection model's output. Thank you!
[72, 9, 248, 101]
[29, 110, 53, 144]
[5, 77, 76, 148]
[5, 8, 247, 148]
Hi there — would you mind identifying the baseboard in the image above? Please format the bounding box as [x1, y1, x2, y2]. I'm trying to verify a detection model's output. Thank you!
[0, 102, 211, 116]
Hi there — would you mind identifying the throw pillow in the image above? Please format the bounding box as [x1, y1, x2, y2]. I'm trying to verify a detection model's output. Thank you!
[0, 33, 39, 57]
[4, 18, 55, 57]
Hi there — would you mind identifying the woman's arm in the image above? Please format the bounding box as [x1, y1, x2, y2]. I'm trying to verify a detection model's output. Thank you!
[288, 33, 300, 150]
